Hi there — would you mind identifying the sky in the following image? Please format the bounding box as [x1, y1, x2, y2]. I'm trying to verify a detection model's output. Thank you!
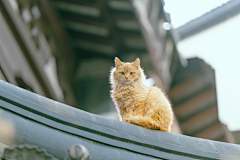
[164, 0, 231, 28]
[164, 0, 240, 131]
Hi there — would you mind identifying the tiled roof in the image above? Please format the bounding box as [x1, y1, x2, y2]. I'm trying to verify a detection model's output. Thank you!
[1, 79, 240, 159]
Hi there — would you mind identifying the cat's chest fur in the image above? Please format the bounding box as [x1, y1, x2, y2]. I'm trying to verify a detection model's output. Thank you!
[112, 84, 148, 109]
[114, 86, 136, 106]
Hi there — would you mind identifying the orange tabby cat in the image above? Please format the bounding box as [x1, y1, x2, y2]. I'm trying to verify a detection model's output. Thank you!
[110, 58, 173, 132]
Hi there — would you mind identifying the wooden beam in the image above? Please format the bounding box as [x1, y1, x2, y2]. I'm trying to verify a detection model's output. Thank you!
[0, 0, 54, 99]
[194, 123, 223, 139]
[0, 63, 8, 82]
[74, 40, 117, 55]
[174, 89, 216, 117]
[115, 19, 140, 31]
[0, 70, 6, 82]
[37, 0, 78, 106]
[169, 78, 195, 97]
[170, 76, 213, 105]
[65, 21, 110, 37]
[123, 38, 146, 49]
[181, 107, 218, 131]
[53, 1, 101, 18]
[107, 1, 132, 12]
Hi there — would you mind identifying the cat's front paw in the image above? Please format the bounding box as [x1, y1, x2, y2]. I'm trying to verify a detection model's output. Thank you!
[122, 117, 130, 123]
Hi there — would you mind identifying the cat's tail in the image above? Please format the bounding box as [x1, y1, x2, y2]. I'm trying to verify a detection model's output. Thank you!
[125, 116, 169, 132]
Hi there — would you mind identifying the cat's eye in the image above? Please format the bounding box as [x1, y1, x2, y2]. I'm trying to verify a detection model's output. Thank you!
[121, 72, 125, 75]
[130, 72, 134, 75]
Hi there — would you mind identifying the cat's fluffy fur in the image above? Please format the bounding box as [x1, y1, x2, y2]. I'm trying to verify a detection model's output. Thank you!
[110, 58, 173, 132]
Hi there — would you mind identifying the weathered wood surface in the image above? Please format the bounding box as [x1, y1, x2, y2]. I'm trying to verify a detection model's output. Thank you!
[0, 80, 240, 160]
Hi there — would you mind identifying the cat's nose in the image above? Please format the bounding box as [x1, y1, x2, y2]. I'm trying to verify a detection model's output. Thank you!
[125, 77, 128, 79]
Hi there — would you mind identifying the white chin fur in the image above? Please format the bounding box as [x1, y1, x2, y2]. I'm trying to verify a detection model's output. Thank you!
[122, 81, 133, 85]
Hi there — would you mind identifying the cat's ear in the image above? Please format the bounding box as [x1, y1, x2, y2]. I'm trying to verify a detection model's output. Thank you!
[115, 57, 122, 68]
[133, 58, 140, 68]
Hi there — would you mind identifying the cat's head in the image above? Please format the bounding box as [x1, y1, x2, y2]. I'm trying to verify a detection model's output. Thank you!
[111, 57, 145, 85]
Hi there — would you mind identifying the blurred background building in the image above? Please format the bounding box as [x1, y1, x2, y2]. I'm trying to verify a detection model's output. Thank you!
[0, 0, 238, 144]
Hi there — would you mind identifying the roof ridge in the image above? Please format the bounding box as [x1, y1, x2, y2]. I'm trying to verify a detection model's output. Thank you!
[177, 0, 237, 29]
[175, 0, 240, 40]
